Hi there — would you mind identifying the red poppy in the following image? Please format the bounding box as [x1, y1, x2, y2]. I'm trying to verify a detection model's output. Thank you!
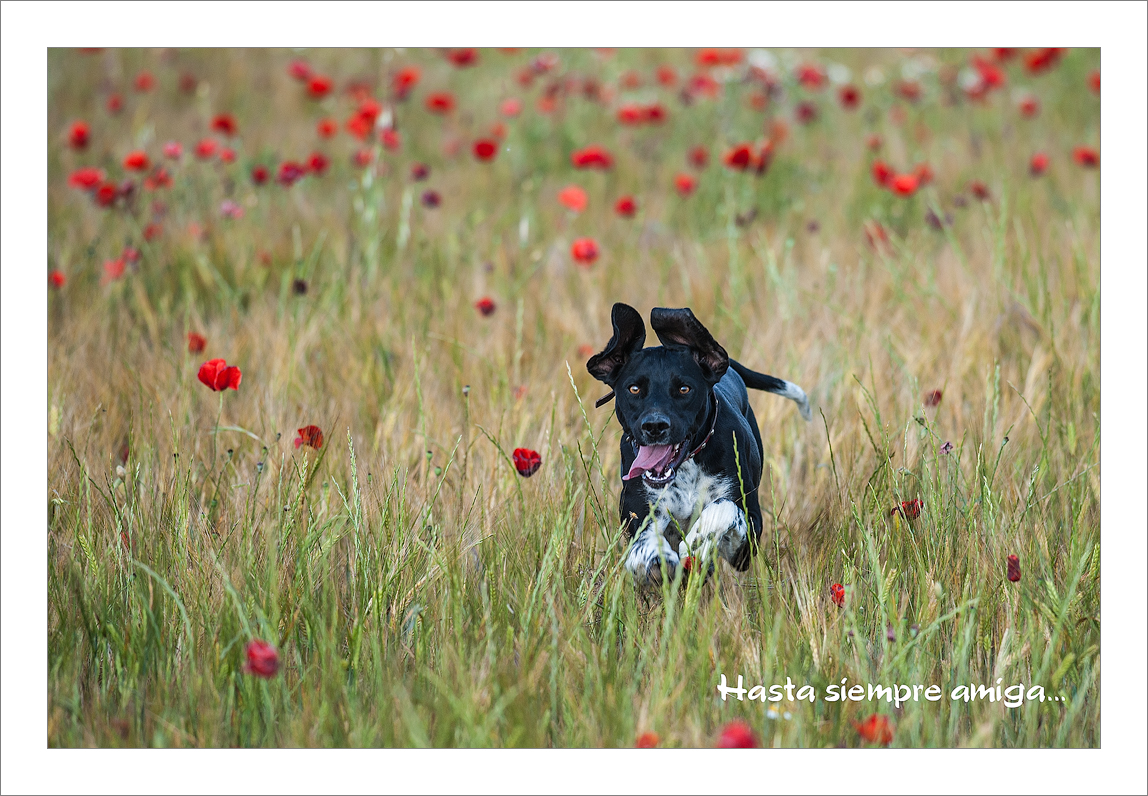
[381, 128, 402, 151]
[1024, 48, 1065, 75]
[473, 138, 498, 162]
[571, 145, 614, 170]
[891, 499, 922, 520]
[635, 732, 660, 748]
[614, 195, 637, 218]
[447, 48, 478, 67]
[195, 138, 218, 160]
[796, 63, 825, 90]
[681, 556, 696, 573]
[1088, 70, 1100, 94]
[410, 163, 430, 181]
[425, 92, 456, 114]
[308, 75, 333, 99]
[512, 448, 542, 477]
[1017, 96, 1040, 118]
[134, 71, 155, 92]
[1029, 152, 1049, 177]
[393, 66, 421, 99]
[187, 332, 206, 354]
[122, 151, 150, 172]
[924, 389, 943, 407]
[616, 103, 644, 125]
[352, 148, 374, 168]
[655, 65, 678, 86]
[197, 358, 242, 392]
[499, 97, 523, 117]
[106, 93, 123, 114]
[162, 141, 183, 160]
[723, 143, 754, 171]
[890, 173, 919, 197]
[211, 113, 238, 136]
[421, 190, 441, 208]
[830, 583, 845, 607]
[715, 720, 759, 748]
[95, 182, 119, 207]
[69, 166, 105, 191]
[795, 101, 819, 125]
[219, 148, 236, 165]
[243, 639, 280, 678]
[143, 222, 163, 241]
[474, 296, 496, 317]
[619, 69, 643, 89]
[838, 84, 861, 110]
[871, 160, 894, 188]
[674, 173, 697, 196]
[643, 103, 667, 124]
[317, 118, 337, 138]
[688, 145, 709, 170]
[968, 180, 990, 201]
[68, 121, 89, 150]
[558, 184, 588, 213]
[49, 270, 66, 289]
[295, 425, 324, 450]
[288, 59, 312, 82]
[993, 48, 1017, 62]
[102, 258, 126, 284]
[895, 80, 922, 102]
[1072, 146, 1099, 168]
[251, 165, 269, 185]
[571, 237, 599, 266]
[1006, 554, 1021, 582]
[308, 151, 330, 175]
[855, 714, 893, 745]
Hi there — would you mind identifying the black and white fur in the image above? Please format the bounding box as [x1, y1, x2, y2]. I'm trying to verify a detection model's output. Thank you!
[587, 304, 810, 587]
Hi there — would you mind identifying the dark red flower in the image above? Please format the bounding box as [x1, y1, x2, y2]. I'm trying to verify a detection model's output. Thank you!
[251, 165, 269, 185]
[134, 71, 155, 92]
[295, 425, 324, 450]
[122, 246, 140, 264]
[1024, 48, 1065, 74]
[197, 358, 242, 392]
[178, 71, 198, 93]
[795, 101, 819, 125]
[968, 180, 990, 201]
[696, 48, 742, 68]
[1088, 70, 1100, 94]
[871, 160, 894, 188]
[796, 63, 825, 90]
[614, 195, 637, 218]
[381, 128, 401, 151]
[410, 163, 430, 181]
[288, 59, 312, 82]
[102, 258, 125, 284]
[924, 389, 943, 407]
[317, 118, 337, 138]
[308, 75, 333, 99]
[447, 48, 478, 67]
[211, 113, 238, 136]
[723, 143, 754, 171]
[891, 499, 923, 520]
[688, 145, 709, 170]
[187, 332, 206, 354]
[352, 148, 374, 168]
[425, 92, 456, 114]
[674, 173, 697, 196]
[163, 141, 183, 160]
[655, 65, 678, 86]
[830, 583, 845, 607]
[616, 103, 644, 125]
[243, 639, 280, 678]
[838, 84, 861, 110]
[643, 103, 667, 124]
[558, 184, 588, 213]
[394, 66, 421, 99]
[106, 93, 123, 115]
[855, 714, 893, 745]
[123, 151, 150, 172]
[345, 115, 371, 142]
[635, 732, 660, 748]
[1072, 146, 1099, 168]
[69, 166, 105, 191]
[308, 151, 330, 175]
[1018, 96, 1040, 118]
[571, 237, 599, 266]
[716, 720, 759, 748]
[890, 173, 919, 197]
[681, 556, 696, 573]
[68, 121, 90, 150]
[421, 190, 441, 208]
[571, 145, 614, 170]
[1007, 554, 1021, 582]
[195, 138, 218, 160]
[474, 296, 496, 316]
[49, 270, 66, 289]
[473, 138, 498, 162]
[895, 80, 921, 102]
[95, 182, 119, 207]
[1029, 152, 1049, 176]
[512, 448, 542, 477]
[219, 148, 236, 165]
[993, 48, 1017, 62]
[143, 222, 163, 241]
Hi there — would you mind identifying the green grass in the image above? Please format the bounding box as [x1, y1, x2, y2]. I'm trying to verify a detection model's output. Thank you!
[46, 47, 1099, 748]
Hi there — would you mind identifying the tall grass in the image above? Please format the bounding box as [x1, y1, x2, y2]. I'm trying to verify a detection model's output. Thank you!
[47, 47, 1099, 747]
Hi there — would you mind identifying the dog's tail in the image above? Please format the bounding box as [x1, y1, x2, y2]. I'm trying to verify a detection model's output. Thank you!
[729, 359, 812, 421]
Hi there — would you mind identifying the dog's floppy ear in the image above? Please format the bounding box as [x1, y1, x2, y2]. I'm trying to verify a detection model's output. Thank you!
[650, 307, 729, 382]
[587, 303, 646, 386]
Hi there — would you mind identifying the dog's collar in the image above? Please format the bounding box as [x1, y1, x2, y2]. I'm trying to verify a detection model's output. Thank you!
[684, 391, 719, 463]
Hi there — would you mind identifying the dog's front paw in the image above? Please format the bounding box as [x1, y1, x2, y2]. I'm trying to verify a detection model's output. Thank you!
[626, 533, 680, 588]
[681, 499, 748, 569]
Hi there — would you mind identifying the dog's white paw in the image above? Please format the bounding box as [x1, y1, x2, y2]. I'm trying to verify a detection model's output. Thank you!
[678, 499, 748, 568]
[626, 526, 680, 587]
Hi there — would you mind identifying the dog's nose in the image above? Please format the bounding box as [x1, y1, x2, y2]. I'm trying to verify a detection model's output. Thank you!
[641, 415, 671, 441]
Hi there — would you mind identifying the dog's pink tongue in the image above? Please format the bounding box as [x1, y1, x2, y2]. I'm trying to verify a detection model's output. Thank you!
[624, 444, 674, 481]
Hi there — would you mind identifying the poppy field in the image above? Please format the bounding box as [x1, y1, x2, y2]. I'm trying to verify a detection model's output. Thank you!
[46, 47, 1101, 749]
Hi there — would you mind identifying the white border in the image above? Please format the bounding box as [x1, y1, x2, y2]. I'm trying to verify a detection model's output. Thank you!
[4, 2, 1146, 795]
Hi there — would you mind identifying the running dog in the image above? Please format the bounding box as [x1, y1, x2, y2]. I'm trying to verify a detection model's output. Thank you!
[587, 303, 811, 586]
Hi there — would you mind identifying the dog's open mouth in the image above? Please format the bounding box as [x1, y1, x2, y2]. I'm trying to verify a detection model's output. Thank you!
[624, 442, 690, 485]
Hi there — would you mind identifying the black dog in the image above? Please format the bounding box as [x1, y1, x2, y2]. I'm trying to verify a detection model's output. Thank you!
[587, 303, 811, 586]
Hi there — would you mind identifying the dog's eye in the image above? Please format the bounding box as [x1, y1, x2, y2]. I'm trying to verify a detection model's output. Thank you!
[628, 385, 641, 395]
[679, 385, 691, 395]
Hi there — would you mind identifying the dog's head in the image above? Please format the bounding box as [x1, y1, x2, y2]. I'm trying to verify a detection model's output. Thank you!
[587, 303, 728, 485]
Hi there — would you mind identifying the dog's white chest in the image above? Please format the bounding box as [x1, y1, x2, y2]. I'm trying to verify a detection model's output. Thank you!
[644, 460, 732, 524]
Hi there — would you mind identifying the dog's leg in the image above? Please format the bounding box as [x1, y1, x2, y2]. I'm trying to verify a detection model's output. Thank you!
[624, 509, 680, 587]
[677, 499, 749, 574]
